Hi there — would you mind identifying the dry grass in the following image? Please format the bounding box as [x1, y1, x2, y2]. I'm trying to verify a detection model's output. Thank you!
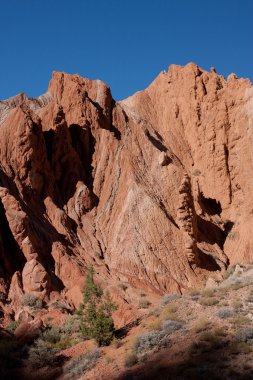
[194, 319, 211, 333]
[162, 303, 180, 321]
[147, 319, 162, 331]
[199, 297, 219, 306]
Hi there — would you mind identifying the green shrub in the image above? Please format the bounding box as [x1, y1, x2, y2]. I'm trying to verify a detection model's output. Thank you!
[6, 321, 19, 332]
[80, 266, 117, 346]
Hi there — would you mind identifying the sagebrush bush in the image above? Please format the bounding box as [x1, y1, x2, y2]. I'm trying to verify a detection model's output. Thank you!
[61, 316, 81, 335]
[162, 319, 183, 333]
[235, 327, 253, 344]
[216, 308, 234, 319]
[22, 294, 43, 309]
[41, 326, 61, 344]
[134, 330, 169, 354]
[160, 293, 179, 306]
[27, 338, 58, 369]
[63, 348, 100, 379]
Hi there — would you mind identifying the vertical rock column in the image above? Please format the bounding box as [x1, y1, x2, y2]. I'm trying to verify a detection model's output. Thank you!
[177, 174, 199, 267]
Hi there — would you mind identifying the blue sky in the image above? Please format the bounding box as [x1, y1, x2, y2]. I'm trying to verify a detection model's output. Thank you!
[0, 0, 252, 101]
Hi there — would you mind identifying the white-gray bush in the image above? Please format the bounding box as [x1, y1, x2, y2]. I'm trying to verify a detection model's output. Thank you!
[216, 308, 234, 319]
[63, 348, 100, 379]
[22, 294, 43, 309]
[162, 319, 183, 333]
[134, 330, 169, 354]
[160, 293, 180, 306]
[27, 338, 58, 369]
[235, 327, 253, 345]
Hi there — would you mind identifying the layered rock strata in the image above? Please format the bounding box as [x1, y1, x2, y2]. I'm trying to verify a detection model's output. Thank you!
[0, 64, 252, 319]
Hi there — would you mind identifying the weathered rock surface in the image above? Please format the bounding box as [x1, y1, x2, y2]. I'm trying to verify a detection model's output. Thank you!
[0, 63, 252, 319]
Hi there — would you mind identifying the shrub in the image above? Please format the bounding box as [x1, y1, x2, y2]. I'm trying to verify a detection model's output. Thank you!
[104, 355, 114, 363]
[60, 316, 81, 335]
[160, 293, 180, 306]
[162, 319, 183, 333]
[0, 292, 6, 302]
[194, 319, 211, 333]
[63, 348, 100, 379]
[231, 299, 243, 310]
[6, 320, 19, 332]
[42, 326, 61, 344]
[192, 169, 201, 176]
[147, 319, 162, 331]
[138, 298, 151, 309]
[229, 341, 252, 354]
[111, 337, 123, 348]
[201, 288, 216, 297]
[80, 266, 117, 346]
[231, 315, 250, 326]
[213, 327, 227, 337]
[223, 265, 236, 279]
[125, 351, 138, 367]
[188, 289, 200, 297]
[162, 303, 179, 321]
[148, 307, 161, 317]
[199, 297, 219, 306]
[48, 300, 71, 313]
[134, 330, 169, 354]
[216, 308, 234, 319]
[22, 294, 43, 309]
[247, 291, 253, 302]
[235, 328, 253, 344]
[27, 338, 59, 369]
[200, 331, 223, 347]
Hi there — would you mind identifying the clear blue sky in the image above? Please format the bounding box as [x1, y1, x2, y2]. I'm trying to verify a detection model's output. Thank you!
[0, 0, 252, 101]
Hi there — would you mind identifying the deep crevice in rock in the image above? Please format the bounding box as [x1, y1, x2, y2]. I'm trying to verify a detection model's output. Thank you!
[199, 193, 222, 216]
[0, 200, 25, 278]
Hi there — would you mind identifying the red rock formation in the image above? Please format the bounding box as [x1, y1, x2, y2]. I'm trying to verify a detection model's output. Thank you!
[0, 63, 252, 319]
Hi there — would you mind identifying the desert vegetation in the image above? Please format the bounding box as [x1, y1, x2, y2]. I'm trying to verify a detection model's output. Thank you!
[2, 263, 253, 379]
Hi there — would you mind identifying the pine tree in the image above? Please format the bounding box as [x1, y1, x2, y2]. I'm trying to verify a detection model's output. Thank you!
[80, 266, 117, 346]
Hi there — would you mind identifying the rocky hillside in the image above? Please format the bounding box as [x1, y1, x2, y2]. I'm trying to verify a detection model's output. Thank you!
[0, 63, 253, 323]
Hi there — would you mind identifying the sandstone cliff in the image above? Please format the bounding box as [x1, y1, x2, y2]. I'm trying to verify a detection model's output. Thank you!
[0, 63, 252, 319]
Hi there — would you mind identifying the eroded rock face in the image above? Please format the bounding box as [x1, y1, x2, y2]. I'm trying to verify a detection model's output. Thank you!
[0, 63, 252, 317]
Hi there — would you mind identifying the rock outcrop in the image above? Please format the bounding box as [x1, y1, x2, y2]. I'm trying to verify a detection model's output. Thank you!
[0, 63, 252, 319]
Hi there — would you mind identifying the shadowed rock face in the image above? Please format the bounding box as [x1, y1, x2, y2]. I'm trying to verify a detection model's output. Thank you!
[0, 63, 252, 315]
